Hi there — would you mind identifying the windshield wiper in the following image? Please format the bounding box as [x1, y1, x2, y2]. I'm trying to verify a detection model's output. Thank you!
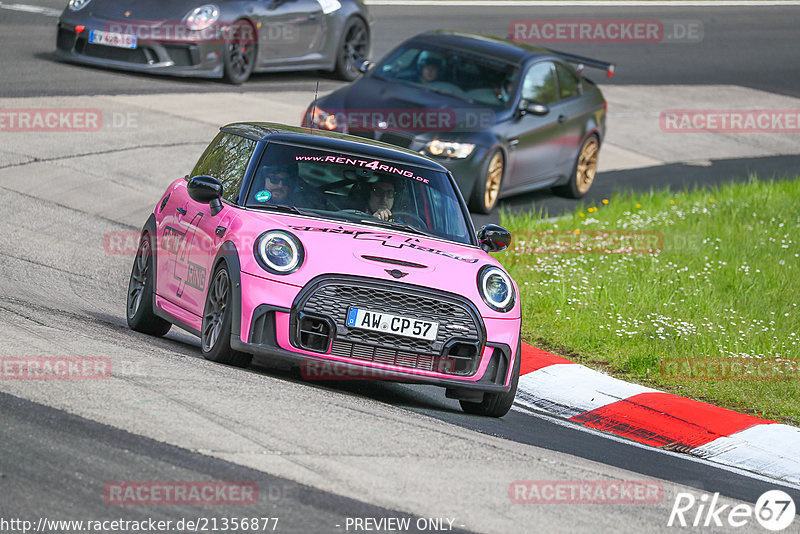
[257, 204, 317, 217]
[361, 218, 434, 238]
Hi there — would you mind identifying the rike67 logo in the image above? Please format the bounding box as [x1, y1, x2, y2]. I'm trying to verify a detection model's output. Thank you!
[668, 490, 796, 531]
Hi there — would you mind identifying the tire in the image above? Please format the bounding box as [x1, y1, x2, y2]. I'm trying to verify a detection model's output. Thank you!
[126, 233, 172, 337]
[201, 263, 252, 368]
[553, 135, 599, 199]
[222, 20, 256, 85]
[334, 18, 369, 81]
[469, 149, 504, 214]
[459, 342, 520, 417]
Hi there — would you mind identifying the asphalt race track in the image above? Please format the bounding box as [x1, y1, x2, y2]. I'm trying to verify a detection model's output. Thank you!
[1, 2, 799, 533]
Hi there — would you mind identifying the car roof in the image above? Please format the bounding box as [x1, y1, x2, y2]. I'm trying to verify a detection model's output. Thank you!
[406, 30, 554, 65]
[220, 122, 449, 172]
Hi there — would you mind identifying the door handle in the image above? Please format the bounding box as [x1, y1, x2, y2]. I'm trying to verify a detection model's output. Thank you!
[176, 207, 187, 215]
[558, 115, 567, 123]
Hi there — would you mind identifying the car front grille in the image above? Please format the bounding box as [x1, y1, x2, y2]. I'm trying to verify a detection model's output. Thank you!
[330, 340, 437, 372]
[163, 44, 197, 67]
[75, 37, 150, 64]
[293, 276, 484, 376]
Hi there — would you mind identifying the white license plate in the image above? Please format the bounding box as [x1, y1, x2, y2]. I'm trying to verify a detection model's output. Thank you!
[88, 30, 137, 49]
[346, 307, 438, 341]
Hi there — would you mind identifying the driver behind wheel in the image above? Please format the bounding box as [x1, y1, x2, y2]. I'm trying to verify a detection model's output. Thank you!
[418, 56, 443, 84]
[368, 180, 396, 221]
[347, 177, 401, 221]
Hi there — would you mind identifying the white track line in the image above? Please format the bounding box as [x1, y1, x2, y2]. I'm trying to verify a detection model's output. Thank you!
[511, 403, 800, 492]
[0, 3, 62, 17]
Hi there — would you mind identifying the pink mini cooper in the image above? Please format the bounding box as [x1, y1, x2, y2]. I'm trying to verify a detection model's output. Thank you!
[127, 123, 521, 416]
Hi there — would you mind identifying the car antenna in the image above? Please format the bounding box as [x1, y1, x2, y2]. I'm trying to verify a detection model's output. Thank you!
[309, 80, 320, 134]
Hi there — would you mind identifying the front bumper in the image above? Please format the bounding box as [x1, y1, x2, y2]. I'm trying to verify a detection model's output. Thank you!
[235, 272, 520, 393]
[55, 21, 224, 78]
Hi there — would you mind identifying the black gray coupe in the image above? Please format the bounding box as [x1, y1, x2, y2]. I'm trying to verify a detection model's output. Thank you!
[56, 0, 371, 84]
[303, 31, 614, 212]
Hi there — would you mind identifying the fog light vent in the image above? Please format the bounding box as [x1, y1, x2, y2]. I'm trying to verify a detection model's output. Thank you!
[440, 340, 481, 375]
[297, 312, 333, 353]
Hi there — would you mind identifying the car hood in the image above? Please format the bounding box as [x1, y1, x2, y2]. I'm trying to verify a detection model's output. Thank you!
[324, 76, 500, 131]
[83, 0, 197, 22]
[232, 211, 519, 319]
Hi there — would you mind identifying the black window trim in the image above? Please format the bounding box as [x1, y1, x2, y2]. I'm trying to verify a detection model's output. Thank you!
[554, 60, 583, 103]
[241, 139, 479, 248]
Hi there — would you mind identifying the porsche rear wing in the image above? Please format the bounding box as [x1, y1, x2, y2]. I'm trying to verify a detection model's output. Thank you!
[546, 48, 616, 78]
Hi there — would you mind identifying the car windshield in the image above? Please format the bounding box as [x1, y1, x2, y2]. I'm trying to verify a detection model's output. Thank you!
[373, 42, 519, 108]
[245, 142, 474, 245]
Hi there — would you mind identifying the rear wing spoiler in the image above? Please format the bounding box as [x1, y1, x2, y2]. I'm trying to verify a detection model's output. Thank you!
[546, 48, 616, 78]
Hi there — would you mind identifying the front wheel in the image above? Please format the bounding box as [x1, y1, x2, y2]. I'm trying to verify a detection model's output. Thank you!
[201, 264, 252, 368]
[223, 20, 256, 85]
[126, 233, 171, 337]
[553, 135, 599, 198]
[469, 149, 504, 214]
[334, 18, 369, 81]
[459, 344, 520, 417]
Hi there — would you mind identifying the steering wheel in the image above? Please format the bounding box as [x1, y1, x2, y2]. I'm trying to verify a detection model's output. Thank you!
[391, 211, 429, 232]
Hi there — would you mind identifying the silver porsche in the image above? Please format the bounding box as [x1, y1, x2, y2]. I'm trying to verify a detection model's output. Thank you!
[56, 0, 371, 84]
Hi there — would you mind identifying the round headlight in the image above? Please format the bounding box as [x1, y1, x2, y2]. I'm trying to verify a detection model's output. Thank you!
[184, 4, 220, 31]
[68, 0, 92, 11]
[427, 139, 445, 156]
[255, 231, 304, 274]
[478, 265, 515, 312]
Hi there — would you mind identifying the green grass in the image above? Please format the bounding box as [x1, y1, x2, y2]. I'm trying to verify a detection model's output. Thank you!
[499, 176, 800, 425]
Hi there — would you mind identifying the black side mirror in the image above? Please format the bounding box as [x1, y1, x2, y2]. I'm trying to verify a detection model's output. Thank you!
[356, 59, 373, 74]
[518, 99, 549, 117]
[477, 224, 511, 252]
[187, 175, 224, 216]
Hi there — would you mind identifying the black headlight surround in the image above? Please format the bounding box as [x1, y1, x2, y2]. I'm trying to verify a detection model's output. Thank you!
[477, 264, 515, 313]
[253, 230, 305, 275]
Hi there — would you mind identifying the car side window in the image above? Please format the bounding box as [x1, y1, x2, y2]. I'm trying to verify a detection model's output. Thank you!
[191, 132, 225, 178]
[521, 61, 557, 105]
[190, 133, 256, 204]
[556, 63, 581, 100]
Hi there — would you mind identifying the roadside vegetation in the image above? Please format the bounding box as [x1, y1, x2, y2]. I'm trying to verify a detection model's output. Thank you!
[500, 177, 800, 425]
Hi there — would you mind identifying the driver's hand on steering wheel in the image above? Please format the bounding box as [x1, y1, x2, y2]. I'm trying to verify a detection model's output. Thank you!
[373, 208, 392, 221]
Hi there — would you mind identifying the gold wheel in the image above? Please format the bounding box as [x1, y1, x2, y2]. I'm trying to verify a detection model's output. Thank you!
[484, 152, 504, 210]
[575, 138, 599, 194]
